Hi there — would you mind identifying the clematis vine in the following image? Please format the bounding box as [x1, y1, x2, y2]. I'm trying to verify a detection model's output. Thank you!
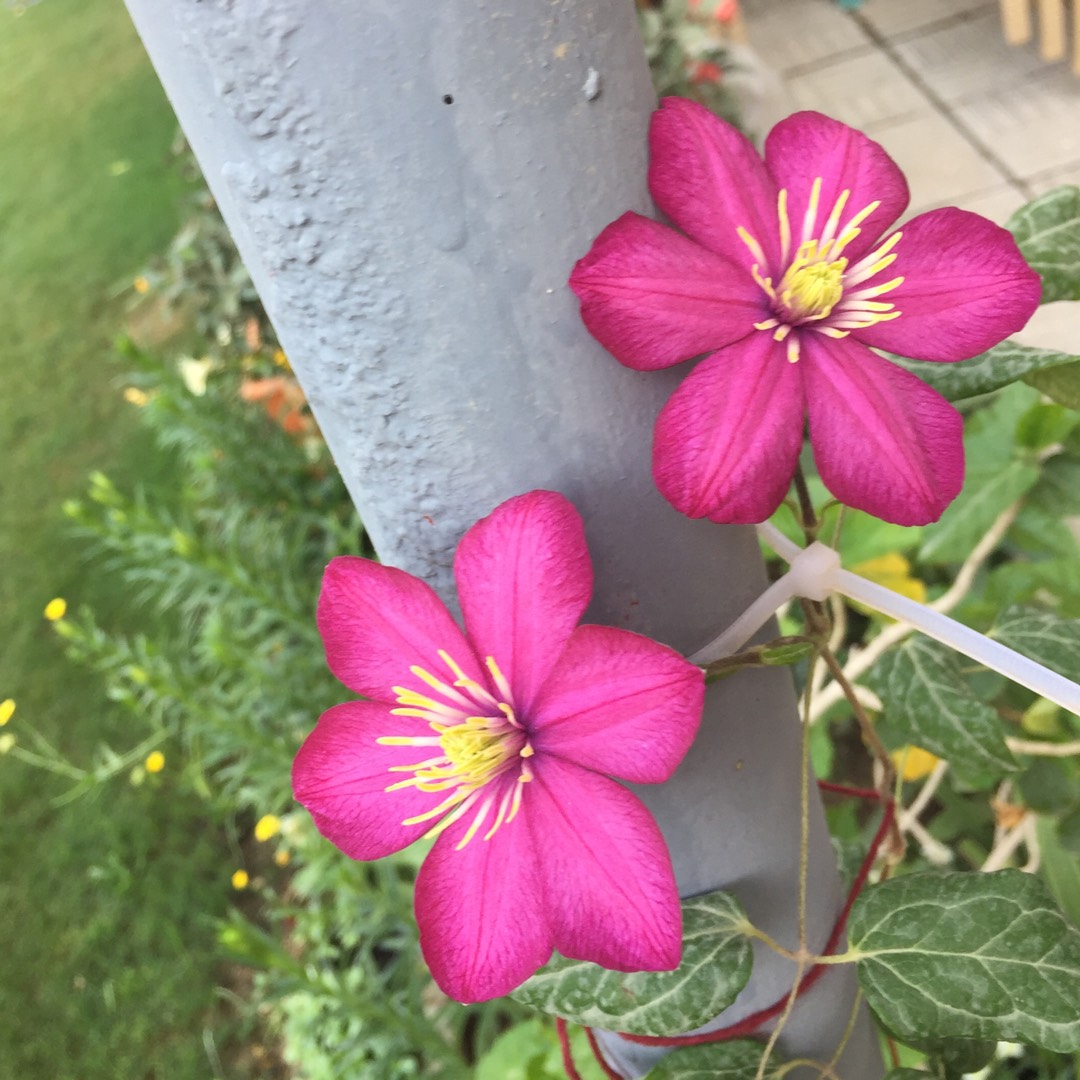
[292, 490, 705, 1003]
[570, 99, 1041, 526]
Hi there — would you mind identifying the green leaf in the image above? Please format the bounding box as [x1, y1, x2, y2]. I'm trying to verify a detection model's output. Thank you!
[646, 1040, 783, 1079]
[919, 384, 1041, 565]
[919, 458, 1039, 564]
[924, 1038, 997, 1077]
[987, 558, 1080, 617]
[890, 342, 1080, 402]
[1008, 185, 1080, 303]
[1030, 456, 1080, 516]
[991, 607, 1080, 682]
[1015, 400, 1080, 450]
[1026, 361, 1080, 411]
[883, 1072, 926, 1080]
[849, 869, 1080, 1052]
[1036, 816, 1080, 931]
[511, 891, 752, 1036]
[867, 637, 1019, 779]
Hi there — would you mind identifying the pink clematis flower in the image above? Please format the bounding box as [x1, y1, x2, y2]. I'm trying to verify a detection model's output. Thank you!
[570, 100, 1041, 526]
[292, 490, 704, 1003]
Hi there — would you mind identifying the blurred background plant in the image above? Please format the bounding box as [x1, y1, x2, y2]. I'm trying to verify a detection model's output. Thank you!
[4, 0, 1080, 1078]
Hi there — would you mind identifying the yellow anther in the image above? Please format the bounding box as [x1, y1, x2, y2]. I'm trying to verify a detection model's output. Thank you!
[736, 225, 767, 267]
[777, 188, 792, 263]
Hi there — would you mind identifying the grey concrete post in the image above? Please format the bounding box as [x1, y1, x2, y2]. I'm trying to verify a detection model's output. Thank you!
[122, 2, 882, 1075]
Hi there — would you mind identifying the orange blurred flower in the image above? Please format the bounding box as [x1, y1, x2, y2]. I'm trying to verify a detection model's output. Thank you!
[239, 376, 313, 436]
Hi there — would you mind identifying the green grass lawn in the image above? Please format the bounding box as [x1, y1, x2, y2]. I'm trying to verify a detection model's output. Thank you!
[0, 2, 246, 1076]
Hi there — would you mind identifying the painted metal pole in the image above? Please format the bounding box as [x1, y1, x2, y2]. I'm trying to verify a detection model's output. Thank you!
[122, 2, 882, 1075]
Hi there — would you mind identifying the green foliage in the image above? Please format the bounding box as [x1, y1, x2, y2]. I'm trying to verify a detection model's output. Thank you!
[892, 342, 1080, 404]
[644, 1040, 784, 1078]
[991, 609, 1080, 683]
[867, 637, 1018, 782]
[474, 1019, 606, 1080]
[512, 891, 753, 1035]
[918, 384, 1043, 565]
[1008, 185, 1080, 303]
[639, 0, 744, 130]
[850, 870, 1080, 1052]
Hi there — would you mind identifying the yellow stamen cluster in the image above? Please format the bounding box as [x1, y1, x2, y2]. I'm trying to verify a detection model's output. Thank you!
[378, 651, 534, 851]
[777, 241, 847, 323]
[738, 177, 906, 363]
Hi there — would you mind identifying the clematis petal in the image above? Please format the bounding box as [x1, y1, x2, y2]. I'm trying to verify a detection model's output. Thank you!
[569, 212, 765, 371]
[530, 625, 704, 784]
[317, 556, 483, 703]
[454, 491, 592, 716]
[414, 784, 552, 1002]
[652, 332, 805, 524]
[528, 755, 682, 972]
[852, 207, 1042, 361]
[765, 111, 909, 264]
[292, 701, 450, 861]
[649, 96, 781, 271]
[803, 333, 964, 526]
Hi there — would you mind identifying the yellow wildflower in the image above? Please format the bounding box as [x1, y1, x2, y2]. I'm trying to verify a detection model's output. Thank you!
[850, 553, 927, 604]
[44, 598, 67, 621]
[145, 750, 165, 774]
[274, 849, 291, 867]
[0, 733, 15, 754]
[0, 699, 14, 726]
[892, 745, 940, 782]
[132, 276, 151, 295]
[123, 387, 149, 407]
[231, 869, 250, 890]
[254, 814, 281, 842]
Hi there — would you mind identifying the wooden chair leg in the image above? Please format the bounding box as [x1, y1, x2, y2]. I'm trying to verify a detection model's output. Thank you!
[1073, 0, 1080, 74]
[1000, 0, 1033, 44]
[1038, 0, 1067, 59]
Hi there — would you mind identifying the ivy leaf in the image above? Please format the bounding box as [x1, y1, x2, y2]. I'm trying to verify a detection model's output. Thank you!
[1036, 816, 1080, 935]
[919, 458, 1039, 565]
[991, 607, 1080, 682]
[919, 384, 1041, 566]
[867, 637, 1019, 779]
[1026, 360, 1080, 411]
[511, 891, 752, 1036]
[890, 342, 1080, 402]
[1008, 185, 1080, 303]
[646, 1040, 783, 1079]
[914, 1037, 996, 1077]
[849, 869, 1080, 1052]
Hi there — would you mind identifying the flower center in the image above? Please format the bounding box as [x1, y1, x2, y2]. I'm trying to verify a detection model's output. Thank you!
[377, 650, 534, 850]
[736, 177, 905, 363]
[776, 242, 847, 323]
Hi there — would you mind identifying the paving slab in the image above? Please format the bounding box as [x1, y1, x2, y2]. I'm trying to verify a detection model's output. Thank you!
[856, 0, 995, 41]
[955, 67, 1080, 179]
[892, 7, 1048, 103]
[867, 108, 1010, 210]
[784, 47, 930, 127]
[739, 0, 872, 72]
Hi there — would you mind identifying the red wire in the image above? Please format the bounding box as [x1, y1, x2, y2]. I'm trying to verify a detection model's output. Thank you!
[584, 1026, 627, 1080]
[817, 779, 883, 802]
[557, 1017, 583, 1080]
[619, 797, 896, 1048]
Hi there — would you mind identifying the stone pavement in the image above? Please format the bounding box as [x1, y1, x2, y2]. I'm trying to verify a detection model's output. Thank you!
[739, 0, 1080, 347]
